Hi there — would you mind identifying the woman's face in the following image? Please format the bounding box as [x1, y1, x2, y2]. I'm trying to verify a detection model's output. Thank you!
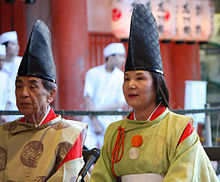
[123, 70, 156, 111]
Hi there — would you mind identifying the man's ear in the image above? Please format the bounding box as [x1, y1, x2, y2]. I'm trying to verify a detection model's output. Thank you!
[47, 89, 56, 103]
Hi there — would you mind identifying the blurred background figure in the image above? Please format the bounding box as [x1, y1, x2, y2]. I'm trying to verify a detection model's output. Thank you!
[83, 43, 127, 149]
[0, 31, 22, 122]
[0, 44, 6, 69]
[0, 44, 9, 123]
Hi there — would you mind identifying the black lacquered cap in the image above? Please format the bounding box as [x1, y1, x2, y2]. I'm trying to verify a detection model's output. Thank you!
[125, 3, 163, 75]
[18, 20, 56, 83]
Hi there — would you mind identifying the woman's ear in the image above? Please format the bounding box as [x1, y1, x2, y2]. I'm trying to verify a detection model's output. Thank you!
[47, 89, 56, 103]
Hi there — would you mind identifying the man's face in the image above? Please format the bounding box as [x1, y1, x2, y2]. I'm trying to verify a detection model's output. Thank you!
[15, 76, 53, 117]
[0, 55, 5, 69]
[108, 54, 125, 69]
[6, 40, 19, 57]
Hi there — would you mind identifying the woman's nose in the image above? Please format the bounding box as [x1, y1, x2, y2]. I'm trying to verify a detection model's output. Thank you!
[128, 80, 136, 89]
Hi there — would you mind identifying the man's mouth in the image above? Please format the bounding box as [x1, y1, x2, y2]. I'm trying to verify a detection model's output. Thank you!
[19, 102, 31, 106]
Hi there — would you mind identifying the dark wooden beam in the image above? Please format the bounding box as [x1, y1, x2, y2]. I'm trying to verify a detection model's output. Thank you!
[204, 147, 220, 161]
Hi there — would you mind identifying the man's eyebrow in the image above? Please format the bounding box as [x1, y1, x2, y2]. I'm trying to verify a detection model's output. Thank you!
[28, 80, 38, 84]
[16, 79, 39, 84]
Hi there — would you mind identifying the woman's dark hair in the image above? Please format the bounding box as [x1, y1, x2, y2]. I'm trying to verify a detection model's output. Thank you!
[151, 72, 169, 108]
[42, 79, 57, 92]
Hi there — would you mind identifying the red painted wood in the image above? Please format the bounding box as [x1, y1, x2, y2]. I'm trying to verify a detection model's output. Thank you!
[160, 42, 174, 107]
[0, 1, 12, 32]
[50, 0, 90, 110]
[0, 0, 27, 56]
[170, 42, 201, 109]
[13, 0, 27, 55]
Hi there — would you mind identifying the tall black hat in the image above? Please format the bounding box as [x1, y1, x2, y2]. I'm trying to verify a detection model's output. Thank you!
[125, 3, 163, 75]
[17, 20, 56, 83]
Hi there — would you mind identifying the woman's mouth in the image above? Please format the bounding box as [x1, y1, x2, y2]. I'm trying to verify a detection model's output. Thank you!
[128, 94, 138, 98]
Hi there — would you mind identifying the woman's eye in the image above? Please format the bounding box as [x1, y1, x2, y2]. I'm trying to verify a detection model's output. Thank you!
[16, 85, 22, 89]
[124, 78, 130, 81]
[137, 77, 143, 80]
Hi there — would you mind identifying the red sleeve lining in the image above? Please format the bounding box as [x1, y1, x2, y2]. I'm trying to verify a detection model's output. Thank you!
[57, 134, 82, 170]
[177, 122, 194, 147]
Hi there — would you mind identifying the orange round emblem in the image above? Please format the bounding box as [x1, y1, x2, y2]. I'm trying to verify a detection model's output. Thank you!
[131, 135, 143, 147]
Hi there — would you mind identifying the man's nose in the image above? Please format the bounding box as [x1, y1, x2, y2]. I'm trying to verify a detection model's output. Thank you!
[21, 87, 29, 97]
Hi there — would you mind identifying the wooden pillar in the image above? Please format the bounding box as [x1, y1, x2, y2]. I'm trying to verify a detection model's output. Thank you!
[50, 0, 90, 110]
[160, 42, 174, 107]
[170, 42, 201, 109]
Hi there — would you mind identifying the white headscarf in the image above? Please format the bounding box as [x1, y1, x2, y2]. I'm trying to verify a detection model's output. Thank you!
[0, 31, 18, 44]
[103, 43, 125, 58]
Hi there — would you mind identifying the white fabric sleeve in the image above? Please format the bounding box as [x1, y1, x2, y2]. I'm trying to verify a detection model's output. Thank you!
[83, 70, 94, 98]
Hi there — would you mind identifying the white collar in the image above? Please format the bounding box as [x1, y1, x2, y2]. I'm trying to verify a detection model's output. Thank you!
[37, 105, 51, 127]
[133, 103, 161, 121]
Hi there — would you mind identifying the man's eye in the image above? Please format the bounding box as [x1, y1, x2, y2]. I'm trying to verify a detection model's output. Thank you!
[124, 78, 130, 81]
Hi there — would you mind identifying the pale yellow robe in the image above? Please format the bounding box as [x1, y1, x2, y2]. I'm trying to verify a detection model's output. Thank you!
[91, 109, 218, 182]
[0, 115, 88, 181]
